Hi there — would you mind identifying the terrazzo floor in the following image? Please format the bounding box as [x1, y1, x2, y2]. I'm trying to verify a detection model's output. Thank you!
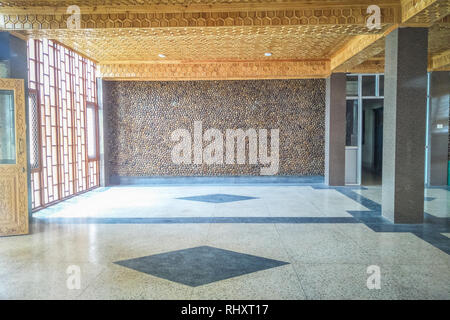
[1, 184, 449, 300]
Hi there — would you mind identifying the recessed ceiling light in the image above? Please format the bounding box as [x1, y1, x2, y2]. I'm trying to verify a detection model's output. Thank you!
[158, 54, 166, 58]
[264, 52, 272, 57]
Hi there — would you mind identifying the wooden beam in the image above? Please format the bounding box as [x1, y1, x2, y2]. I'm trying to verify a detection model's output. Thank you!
[430, 49, 450, 70]
[330, 24, 397, 71]
[347, 59, 385, 73]
[331, 1, 449, 72]
[98, 59, 331, 80]
[330, 34, 383, 70]
[0, 4, 400, 30]
[401, 0, 450, 25]
[0, 1, 401, 15]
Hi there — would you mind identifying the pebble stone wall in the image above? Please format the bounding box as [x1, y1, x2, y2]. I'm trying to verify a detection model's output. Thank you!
[104, 79, 325, 176]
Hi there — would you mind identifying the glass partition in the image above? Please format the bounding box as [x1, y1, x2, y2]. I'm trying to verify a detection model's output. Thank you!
[346, 100, 359, 146]
[379, 75, 384, 97]
[86, 103, 97, 159]
[362, 75, 376, 96]
[0, 89, 15, 164]
[346, 75, 358, 96]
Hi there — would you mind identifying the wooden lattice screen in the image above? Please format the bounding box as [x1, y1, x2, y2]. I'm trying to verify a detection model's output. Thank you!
[27, 39, 99, 211]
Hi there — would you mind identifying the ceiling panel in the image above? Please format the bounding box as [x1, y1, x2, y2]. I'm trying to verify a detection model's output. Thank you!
[18, 26, 356, 62]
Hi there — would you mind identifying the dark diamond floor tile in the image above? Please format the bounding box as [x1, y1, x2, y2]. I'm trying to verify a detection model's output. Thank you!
[176, 194, 258, 203]
[114, 246, 289, 287]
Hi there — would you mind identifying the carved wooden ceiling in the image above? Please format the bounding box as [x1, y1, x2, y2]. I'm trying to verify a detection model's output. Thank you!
[17, 27, 358, 61]
[1, 0, 449, 80]
[334, 17, 450, 72]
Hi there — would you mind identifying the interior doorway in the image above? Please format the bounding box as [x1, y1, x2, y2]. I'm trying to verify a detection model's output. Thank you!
[345, 74, 385, 186]
[361, 99, 384, 186]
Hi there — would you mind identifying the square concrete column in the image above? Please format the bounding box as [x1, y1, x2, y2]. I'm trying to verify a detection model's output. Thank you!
[325, 73, 346, 186]
[427, 71, 449, 186]
[382, 28, 428, 223]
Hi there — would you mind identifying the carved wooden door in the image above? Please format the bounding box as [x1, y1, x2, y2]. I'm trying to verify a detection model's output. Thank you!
[0, 79, 29, 236]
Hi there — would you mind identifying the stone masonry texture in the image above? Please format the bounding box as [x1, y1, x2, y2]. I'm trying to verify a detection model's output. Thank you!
[104, 79, 325, 176]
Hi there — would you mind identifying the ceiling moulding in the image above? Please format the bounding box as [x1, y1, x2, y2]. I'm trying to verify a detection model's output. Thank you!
[0, 5, 400, 30]
[0, 0, 402, 14]
[333, 50, 450, 73]
[429, 49, 450, 70]
[330, 24, 398, 71]
[346, 59, 385, 73]
[401, 0, 450, 26]
[97, 59, 331, 81]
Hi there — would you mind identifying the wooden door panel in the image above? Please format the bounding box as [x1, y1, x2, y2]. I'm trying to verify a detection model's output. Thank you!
[0, 79, 29, 236]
